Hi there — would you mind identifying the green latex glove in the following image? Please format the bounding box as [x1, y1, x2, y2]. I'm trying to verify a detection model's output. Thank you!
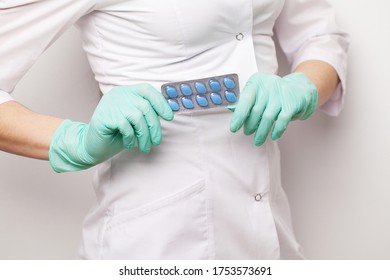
[230, 72, 318, 146]
[49, 84, 174, 173]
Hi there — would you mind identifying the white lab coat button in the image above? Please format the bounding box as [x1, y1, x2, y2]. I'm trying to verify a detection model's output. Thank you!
[236, 33, 244, 41]
[255, 193, 262, 202]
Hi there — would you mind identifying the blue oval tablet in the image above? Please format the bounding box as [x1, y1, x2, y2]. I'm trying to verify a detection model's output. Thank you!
[196, 95, 208, 107]
[210, 93, 223, 105]
[180, 83, 192, 96]
[165, 85, 178, 98]
[181, 97, 194, 109]
[195, 82, 207, 94]
[209, 79, 221, 91]
[167, 99, 180, 111]
[224, 90, 237, 103]
[223, 77, 236, 89]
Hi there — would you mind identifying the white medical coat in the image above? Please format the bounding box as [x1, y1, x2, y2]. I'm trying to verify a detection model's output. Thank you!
[0, 0, 348, 259]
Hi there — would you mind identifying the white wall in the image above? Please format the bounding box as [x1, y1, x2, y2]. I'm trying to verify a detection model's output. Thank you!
[0, 30, 99, 259]
[1, 0, 389, 259]
[279, 0, 390, 259]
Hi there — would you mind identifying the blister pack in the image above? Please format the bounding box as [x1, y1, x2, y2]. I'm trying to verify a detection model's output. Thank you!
[161, 73, 240, 113]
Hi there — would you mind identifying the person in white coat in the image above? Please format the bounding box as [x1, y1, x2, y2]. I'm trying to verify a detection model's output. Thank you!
[0, 0, 348, 259]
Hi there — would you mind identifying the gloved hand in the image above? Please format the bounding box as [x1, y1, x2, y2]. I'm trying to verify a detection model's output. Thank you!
[230, 72, 318, 146]
[49, 84, 173, 173]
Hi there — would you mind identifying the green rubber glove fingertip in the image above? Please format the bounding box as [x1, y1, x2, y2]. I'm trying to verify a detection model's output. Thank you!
[225, 105, 236, 112]
[271, 133, 280, 141]
[255, 139, 265, 147]
[140, 147, 151, 154]
[165, 110, 174, 121]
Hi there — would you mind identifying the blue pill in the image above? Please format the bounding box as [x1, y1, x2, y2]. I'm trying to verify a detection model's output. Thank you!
[223, 77, 236, 89]
[180, 83, 193, 96]
[224, 90, 237, 103]
[210, 93, 223, 105]
[181, 97, 194, 109]
[209, 79, 221, 91]
[167, 99, 180, 111]
[196, 95, 208, 107]
[195, 82, 207, 94]
[165, 85, 178, 98]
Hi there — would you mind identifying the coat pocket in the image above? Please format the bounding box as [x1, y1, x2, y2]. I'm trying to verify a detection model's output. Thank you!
[100, 180, 212, 259]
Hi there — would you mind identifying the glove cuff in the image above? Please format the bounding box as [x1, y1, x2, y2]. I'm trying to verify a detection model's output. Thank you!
[285, 72, 319, 120]
[49, 119, 94, 173]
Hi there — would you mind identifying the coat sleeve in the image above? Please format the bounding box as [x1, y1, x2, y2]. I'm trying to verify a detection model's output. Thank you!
[0, 0, 98, 104]
[274, 0, 349, 116]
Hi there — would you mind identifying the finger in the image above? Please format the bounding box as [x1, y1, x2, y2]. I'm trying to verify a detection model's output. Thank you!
[117, 118, 136, 149]
[230, 80, 258, 132]
[271, 111, 292, 141]
[225, 105, 236, 112]
[125, 107, 151, 153]
[132, 84, 174, 121]
[135, 98, 163, 146]
[243, 87, 267, 135]
[254, 97, 281, 146]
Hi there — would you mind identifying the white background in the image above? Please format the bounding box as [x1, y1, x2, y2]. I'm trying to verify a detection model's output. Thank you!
[1, 0, 389, 259]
